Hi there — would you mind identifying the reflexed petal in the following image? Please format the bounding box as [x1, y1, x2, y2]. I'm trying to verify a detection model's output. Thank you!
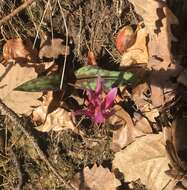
[104, 87, 117, 109]
[94, 110, 105, 123]
[95, 76, 103, 94]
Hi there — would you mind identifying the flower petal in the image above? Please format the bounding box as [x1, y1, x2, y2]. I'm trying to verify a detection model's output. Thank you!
[104, 87, 117, 109]
[95, 76, 103, 94]
[94, 110, 105, 123]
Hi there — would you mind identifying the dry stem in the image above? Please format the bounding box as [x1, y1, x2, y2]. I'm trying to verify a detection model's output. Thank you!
[0, 0, 36, 27]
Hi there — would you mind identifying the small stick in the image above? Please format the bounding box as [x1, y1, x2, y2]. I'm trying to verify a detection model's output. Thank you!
[0, 99, 75, 189]
[58, 0, 69, 90]
[0, 0, 36, 27]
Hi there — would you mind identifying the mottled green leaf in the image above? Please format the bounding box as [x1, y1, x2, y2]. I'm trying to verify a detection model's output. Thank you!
[75, 66, 137, 90]
[15, 74, 61, 92]
[15, 66, 138, 92]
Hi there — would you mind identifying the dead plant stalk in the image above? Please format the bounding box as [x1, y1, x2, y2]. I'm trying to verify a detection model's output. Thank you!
[0, 0, 36, 27]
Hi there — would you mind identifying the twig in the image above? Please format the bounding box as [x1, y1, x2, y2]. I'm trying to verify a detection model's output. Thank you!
[33, 0, 51, 48]
[0, 99, 75, 190]
[58, 0, 69, 90]
[0, 0, 36, 27]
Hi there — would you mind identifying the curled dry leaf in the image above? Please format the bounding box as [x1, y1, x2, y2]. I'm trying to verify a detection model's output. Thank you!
[120, 27, 148, 66]
[132, 83, 159, 122]
[113, 133, 176, 190]
[0, 64, 42, 114]
[115, 25, 136, 54]
[134, 116, 152, 134]
[2, 38, 38, 65]
[71, 164, 121, 190]
[87, 50, 97, 65]
[39, 38, 70, 59]
[110, 105, 144, 152]
[33, 106, 75, 132]
[150, 63, 181, 107]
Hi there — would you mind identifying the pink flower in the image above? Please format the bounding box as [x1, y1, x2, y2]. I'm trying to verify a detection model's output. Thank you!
[75, 77, 117, 123]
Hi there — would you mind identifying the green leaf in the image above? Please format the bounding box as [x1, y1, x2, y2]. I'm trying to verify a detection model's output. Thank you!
[15, 66, 138, 92]
[15, 74, 61, 92]
[75, 66, 138, 90]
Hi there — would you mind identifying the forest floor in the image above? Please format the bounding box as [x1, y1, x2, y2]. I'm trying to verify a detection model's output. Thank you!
[0, 0, 187, 190]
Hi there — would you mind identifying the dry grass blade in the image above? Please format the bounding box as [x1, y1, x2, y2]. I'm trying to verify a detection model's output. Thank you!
[58, 0, 69, 90]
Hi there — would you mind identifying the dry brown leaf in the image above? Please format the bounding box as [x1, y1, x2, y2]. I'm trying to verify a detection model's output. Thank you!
[148, 7, 178, 70]
[134, 116, 152, 134]
[129, 0, 178, 36]
[2, 38, 38, 65]
[147, 7, 178, 107]
[132, 83, 159, 122]
[33, 106, 75, 132]
[110, 105, 144, 152]
[113, 133, 177, 190]
[150, 64, 181, 107]
[129, 0, 174, 67]
[162, 118, 187, 189]
[0, 64, 42, 114]
[39, 38, 69, 59]
[71, 164, 121, 190]
[88, 50, 97, 65]
[130, 0, 179, 107]
[164, 117, 187, 165]
[120, 27, 148, 66]
[129, 0, 164, 33]
[174, 116, 187, 152]
[131, 83, 150, 104]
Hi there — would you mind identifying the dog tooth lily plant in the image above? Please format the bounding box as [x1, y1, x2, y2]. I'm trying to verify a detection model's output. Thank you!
[75, 77, 117, 124]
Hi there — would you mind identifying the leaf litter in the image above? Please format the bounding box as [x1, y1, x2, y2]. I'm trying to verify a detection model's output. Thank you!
[0, 0, 187, 189]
